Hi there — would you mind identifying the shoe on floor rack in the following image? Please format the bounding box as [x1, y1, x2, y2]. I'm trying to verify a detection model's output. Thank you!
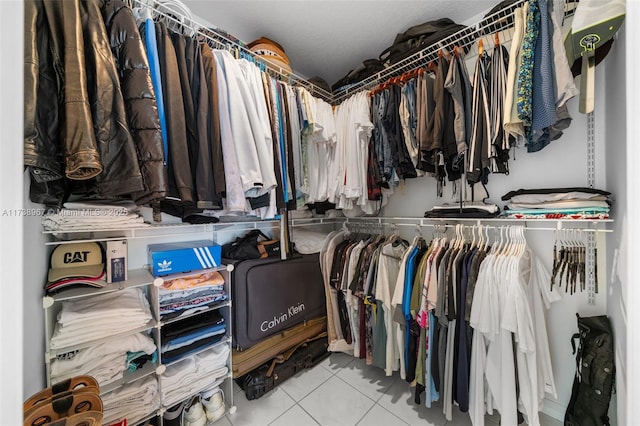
[163, 400, 187, 426]
[201, 386, 226, 423]
[182, 395, 207, 426]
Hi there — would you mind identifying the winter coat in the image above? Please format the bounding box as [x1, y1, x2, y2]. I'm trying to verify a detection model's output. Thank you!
[101, 0, 168, 204]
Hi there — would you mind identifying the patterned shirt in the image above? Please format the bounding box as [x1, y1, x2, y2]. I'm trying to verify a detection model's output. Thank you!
[517, 0, 540, 143]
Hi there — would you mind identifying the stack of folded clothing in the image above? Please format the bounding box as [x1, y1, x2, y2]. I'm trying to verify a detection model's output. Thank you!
[161, 311, 226, 364]
[42, 200, 149, 232]
[45, 242, 107, 295]
[161, 344, 230, 407]
[424, 201, 500, 218]
[50, 333, 157, 387]
[50, 288, 153, 350]
[501, 187, 612, 219]
[101, 376, 160, 425]
[159, 271, 227, 321]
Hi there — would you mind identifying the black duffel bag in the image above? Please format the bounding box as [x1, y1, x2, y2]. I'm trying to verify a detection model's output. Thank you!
[221, 229, 280, 260]
[379, 18, 466, 66]
[332, 59, 385, 92]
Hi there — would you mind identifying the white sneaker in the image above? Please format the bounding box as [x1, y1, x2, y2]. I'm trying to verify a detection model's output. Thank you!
[183, 397, 207, 426]
[201, 389, 225, 423]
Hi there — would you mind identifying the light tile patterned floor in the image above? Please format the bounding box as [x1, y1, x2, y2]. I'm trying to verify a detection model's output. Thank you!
[225, 352, 563, 426]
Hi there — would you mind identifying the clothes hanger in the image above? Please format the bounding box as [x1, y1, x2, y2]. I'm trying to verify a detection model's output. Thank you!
[512, 226, 523, 258]
[551, 228, 560, 291]
[470, 225, 477, 249]
[478, 39, 484, 56]
[495, 226, 505, 255]
[156, 0, 194, 35]
[515, 226, 526, 258]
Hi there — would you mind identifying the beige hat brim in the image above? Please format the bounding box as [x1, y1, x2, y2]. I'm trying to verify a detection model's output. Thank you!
[48, 264, 105, 283]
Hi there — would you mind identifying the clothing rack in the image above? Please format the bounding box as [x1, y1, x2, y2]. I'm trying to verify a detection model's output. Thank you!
[343, 216, 613, 233]
[131, 0, 577, 106]
[332, 0, 577, 104]
[130, 0, 334, 103]
[343, 220, 396, 235]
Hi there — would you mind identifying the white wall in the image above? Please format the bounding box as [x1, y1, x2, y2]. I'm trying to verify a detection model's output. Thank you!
[604, 23, 626, 426]
[0, 1, 24, 425]
[622, 1, 640, 422]
[22, 176, 49, 399]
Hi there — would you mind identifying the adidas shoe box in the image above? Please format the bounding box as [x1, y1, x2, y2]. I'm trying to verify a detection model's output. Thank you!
[148, 240, 222, 277]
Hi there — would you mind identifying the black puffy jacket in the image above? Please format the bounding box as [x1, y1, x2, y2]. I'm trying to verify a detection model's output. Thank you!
[101, 0, 168, 205]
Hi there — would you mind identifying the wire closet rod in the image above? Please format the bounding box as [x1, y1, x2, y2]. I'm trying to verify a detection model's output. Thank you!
[130, 0, 334, 102]
[393, 222, 612, 233]
[332, 0, 577, 104]
[344, 217, 612, 233]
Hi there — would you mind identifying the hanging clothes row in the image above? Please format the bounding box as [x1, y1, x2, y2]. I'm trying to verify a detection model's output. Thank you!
[320, 224, 560, 426]
[333, 0, 579, 208]
[24, 0, 339, 223]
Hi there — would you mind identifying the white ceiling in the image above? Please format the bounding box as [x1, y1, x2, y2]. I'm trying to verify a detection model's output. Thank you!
[183, 1, 497, 86]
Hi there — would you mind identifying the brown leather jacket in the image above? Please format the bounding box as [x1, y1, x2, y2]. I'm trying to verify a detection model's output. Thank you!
[24, 0, 63, 190]
[25, 0, 145, 204]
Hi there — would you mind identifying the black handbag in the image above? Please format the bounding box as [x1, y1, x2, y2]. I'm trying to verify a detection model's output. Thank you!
[221, 229, 280, 260]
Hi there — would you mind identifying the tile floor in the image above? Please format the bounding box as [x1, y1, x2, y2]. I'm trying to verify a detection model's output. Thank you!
[220, 352, 564, 426]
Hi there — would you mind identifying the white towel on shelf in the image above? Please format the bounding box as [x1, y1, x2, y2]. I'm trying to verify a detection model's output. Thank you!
[101, 376, 160, 425]
[50, 288, 153, 349]
[50, 333, 156, 385]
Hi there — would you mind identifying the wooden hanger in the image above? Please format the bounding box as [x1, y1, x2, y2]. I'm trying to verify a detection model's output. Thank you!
[478, 39, 484, 56]
[494, 32, 500, 46]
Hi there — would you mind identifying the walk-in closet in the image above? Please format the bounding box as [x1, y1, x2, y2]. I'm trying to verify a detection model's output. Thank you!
[1, 0, 639, 425]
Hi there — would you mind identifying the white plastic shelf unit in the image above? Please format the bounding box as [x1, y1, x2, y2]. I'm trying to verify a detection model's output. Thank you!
[149, 264, 236, 422]
[42, 227, 237, 424]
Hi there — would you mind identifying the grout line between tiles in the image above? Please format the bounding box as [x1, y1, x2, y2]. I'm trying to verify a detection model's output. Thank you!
[281, 370, 333, 404]
[295, 401, 322, 426]
[353, 403, 376, 426]
[334, 361, 401, 404]
[319, 355, 356, 376]
[334, 373, 378, 404]
[266, 403, 313, 426]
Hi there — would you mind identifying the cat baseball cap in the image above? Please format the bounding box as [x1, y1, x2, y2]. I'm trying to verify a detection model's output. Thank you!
[48, 242, 105, 282]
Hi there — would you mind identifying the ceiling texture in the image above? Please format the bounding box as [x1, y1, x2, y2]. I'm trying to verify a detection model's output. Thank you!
[183, 1, 498, 87]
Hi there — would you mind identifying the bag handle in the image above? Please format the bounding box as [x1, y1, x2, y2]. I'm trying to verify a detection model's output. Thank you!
[243, 229, 272, 242]
[265, 332, 328, 377]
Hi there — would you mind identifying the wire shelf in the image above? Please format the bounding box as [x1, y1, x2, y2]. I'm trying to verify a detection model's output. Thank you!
[131, 0, 334, 103]
[130, 0, 578, 106]
[331, 0, 578, 104]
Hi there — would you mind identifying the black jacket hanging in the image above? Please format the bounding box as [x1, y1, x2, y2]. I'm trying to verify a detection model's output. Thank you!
[101, 0, 168, 205]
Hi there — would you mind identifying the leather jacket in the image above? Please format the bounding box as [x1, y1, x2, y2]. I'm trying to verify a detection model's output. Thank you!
[24, 0, 63, 182]
[101, 0, 168, 204]
[26, 0, 145, 205]
[24, 0, 67, 206]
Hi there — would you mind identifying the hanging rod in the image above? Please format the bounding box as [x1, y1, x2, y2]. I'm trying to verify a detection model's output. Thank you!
[130, 0, 577, 106]
[396, 222, 612, 234]
[130, 0, 334, 103]
[331, 0, 578, 104]
[344, 216, 612, 233]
